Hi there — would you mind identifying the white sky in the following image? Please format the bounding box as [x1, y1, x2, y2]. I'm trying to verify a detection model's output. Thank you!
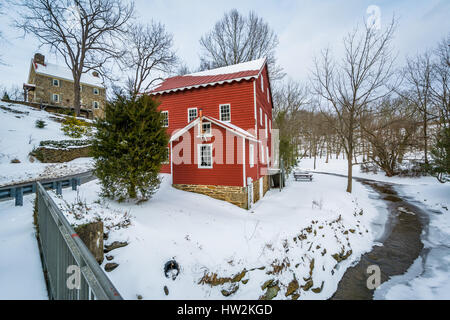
[0, 0, 449, 90]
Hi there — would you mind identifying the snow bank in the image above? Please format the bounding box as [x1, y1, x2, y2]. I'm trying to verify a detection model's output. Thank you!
[51, 172, 382, 300]
[0, 194, 48, 299]
[0, 102, 93, 186]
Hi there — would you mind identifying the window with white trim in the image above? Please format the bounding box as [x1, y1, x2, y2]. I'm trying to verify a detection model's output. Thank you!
[188, 108, 198, 122]
[260, 108, 263, 126]
[267, 90, 270, 103]
[198, 144, 212, 168]
[162, 111, 169, 127]
[220, 104, 231, 122]
[52, 93, 59, 103]
[265, 114, 268, 138]
[261, 75, 264, 92]
[260, 144, 265, 163]
[163, 147, 170, 164]
[201, 122, 211, 135]
[93, 87, 99, 95]
[53, 79, 60, 87]
[93, 101, 100, 109]
[269, 120, 272, 132]
[249, 144, 254, 168]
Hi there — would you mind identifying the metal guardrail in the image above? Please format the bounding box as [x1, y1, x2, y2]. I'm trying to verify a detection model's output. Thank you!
[0, 170, 95, 206]
[36, 181, 123, 300]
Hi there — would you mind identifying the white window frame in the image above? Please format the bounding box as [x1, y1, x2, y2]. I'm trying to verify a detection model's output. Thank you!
[188, 107, 198, 122]
[198, 144, 213, 169]
[93, 101, 100, 109]
[260, 108, 263, 126]
[267, 90, 270, 103]
[52, 93, 59, 103]
[269, 120, 272, 133]
[265, 114, 268, 138]
[249, 144, 254, 168]
[219, 104, 231, 122]
[162, 111, 169, 127]
[53, 79, 60, 87]
[93, 87, 99, 95]
[261, 75, 264, 92]
[260, 144, 265, 163]
[200, 121, 212, 136]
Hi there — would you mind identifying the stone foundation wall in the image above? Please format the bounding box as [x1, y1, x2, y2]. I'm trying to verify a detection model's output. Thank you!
[173, 184, 248, 209]
[31, 146, 91, 163]
[263, 175, 270, 196]
[253, 179, 260, 203]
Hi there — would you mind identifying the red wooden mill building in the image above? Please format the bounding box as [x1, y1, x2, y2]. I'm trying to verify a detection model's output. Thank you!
[149, 58, 278, 209]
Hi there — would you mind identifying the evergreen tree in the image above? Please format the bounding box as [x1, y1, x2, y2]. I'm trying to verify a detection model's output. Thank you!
[2, 92, 10, 101]
[430, 127, 450, 183]
[92, 95, 169, 202]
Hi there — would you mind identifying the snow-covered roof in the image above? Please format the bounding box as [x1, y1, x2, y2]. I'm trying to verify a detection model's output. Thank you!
[170, 115, 258, 143]
[150, 58, 266, 95]
[31, 60, 104, 88]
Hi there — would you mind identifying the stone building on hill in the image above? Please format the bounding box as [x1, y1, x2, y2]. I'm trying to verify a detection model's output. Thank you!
[23, 53, 106, 118]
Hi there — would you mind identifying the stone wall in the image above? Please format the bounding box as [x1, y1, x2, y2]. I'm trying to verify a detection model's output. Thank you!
[173, 184, 248, 209]
[253, 179, 260, 203]
[30, 146, 91, 163]
[263, 175, 270, 196]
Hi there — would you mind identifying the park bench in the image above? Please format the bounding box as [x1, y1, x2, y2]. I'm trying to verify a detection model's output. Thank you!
[294, 171, 313, 181]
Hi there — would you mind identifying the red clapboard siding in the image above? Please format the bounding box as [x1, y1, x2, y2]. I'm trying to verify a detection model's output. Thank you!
[172, 123, 244, 187]
[154, 62, 274, 187]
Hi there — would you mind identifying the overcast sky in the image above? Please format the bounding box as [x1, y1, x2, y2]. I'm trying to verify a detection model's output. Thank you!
[0, 0, 449, 90]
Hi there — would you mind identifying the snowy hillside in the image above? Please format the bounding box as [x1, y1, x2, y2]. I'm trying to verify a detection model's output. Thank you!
[51, 172, 384, 300]
[0, 101, 93, 186]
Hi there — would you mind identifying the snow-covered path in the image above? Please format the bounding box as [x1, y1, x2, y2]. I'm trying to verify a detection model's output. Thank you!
[0, 194, 48, 299]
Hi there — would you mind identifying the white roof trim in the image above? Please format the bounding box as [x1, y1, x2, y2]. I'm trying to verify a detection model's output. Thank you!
[169, 116, 259, 143]
[151, 75, 257, 96]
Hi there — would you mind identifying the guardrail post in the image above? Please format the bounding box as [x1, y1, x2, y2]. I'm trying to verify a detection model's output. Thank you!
[71, 178, 78, 191]
[15, 187, 23, 206]
[56, 181, 62, 195]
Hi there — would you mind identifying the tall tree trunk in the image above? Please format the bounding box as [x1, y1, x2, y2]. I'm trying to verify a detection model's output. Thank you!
[423, 113, 428, 165]
[346, 151, 353, 193]
[73, 77, 81, 117]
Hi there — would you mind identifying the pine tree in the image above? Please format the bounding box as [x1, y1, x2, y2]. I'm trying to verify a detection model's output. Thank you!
[92, 95, 169, 202]
[430, 127, 450, 183]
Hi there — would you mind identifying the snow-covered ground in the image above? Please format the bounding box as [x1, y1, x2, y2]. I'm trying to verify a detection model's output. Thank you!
[299, 156, 450, 300]
[51, 171, 384, 300]
[0, 101, 93, 187]
[0, 193, 48, 299]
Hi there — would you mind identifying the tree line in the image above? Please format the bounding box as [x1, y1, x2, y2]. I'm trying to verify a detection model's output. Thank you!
[278, 22, 449, 190]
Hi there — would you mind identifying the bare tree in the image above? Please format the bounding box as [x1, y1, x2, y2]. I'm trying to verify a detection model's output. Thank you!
[199, 9, 284, 80]
[401, 52, 435, 164]
[362, 96, 419, 176]
[312, 19, 397, 193]
[121, 22, 177, 96]
[273, 79, 310, 170]
[0, 1, 5, 64]
[431, 34, 450, 129]
[14, 0, 134, 116]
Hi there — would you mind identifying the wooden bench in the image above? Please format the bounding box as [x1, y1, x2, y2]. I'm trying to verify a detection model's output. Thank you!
[294, 171, 313, 181]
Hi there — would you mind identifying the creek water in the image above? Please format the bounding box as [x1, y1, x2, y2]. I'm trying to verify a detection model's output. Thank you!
[330, 177, 429, 300]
